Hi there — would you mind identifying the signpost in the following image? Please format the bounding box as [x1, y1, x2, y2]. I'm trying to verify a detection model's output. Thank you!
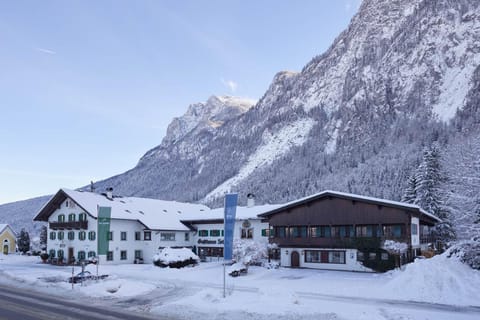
[223, 193, 238, 298]
[97, 206, 111, 279]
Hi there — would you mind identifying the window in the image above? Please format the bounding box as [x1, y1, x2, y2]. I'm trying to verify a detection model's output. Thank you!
[261, 229, 269, 237]
[381, 252, 389, 261]
[383, 225, 403, 238]
[79, 231, 86, 241]
[369, 252, 377, 260]
[331, 226, 353, 238]
[78, 251, 86, 261]
[107, 231, 113, 241]
[198, 230, 208, 237]
[144, 231, 151, 241]
[68, 231, 75, 240]
[210, 230, 221, 237]
[88, 251, 96, 258]
[107, 251, 113, 261]
[79, 213, 87, 221]
[357, 251, 364, 261]
[88, 231, 96, 241]
[275, 227, 286, 238]
[120, 250, 127, 260]
[57, 249, 64, 259]
[290, 226, 307, 238]
[49, 249, 55, 258]
[121, 231, 127, 241]
[241, 228, 253, 239]
[160, 232, 175, 241]
[135, 231, 141, 240]
[68, 213, 76, 222]
[134, 250, 142, 259]
[356, 225, 374, 237]
[50, 232, 56, 240]
[184, 233, 189, 241]
[328, 251, 345, 264]
[58, 214, 65, 222]
[58, 231, 64, 240]
[304, 250, 346, 264]
[411, 223, 418, 235]
[309, 227, 322, 238]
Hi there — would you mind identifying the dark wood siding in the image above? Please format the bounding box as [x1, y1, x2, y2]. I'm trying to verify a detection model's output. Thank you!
[268, 197, 412, 248]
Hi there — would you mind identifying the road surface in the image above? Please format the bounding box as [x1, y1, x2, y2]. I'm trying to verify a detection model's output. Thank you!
[0, 284, 162, 320]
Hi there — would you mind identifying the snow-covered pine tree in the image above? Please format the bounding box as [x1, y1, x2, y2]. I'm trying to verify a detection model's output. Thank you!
[414, 144, 455, 243]
[40, 225, 47, 251]
[401, 174, 417, 204]
[18, 228, 31, 254]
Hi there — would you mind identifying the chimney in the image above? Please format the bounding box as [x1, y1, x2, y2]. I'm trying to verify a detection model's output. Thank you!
[106, 187, 113, 200]
[247, 193, 255, 208]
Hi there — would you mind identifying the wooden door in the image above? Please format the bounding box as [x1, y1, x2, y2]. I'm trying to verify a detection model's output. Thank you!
[68, 247, 74, 264]
[291, 251, 300, 267]
[3, 244, 8, 254]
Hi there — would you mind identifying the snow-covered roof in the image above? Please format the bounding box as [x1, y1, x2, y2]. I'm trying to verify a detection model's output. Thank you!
[180, 204, 282, 223]
[0, 223, 16, 236]
[34, 189, 210, 231]
[258, 190, 441, 222]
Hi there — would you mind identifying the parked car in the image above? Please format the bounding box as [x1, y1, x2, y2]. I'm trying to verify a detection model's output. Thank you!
[228, 262, 248, 277]
[68, 271, 108, 283]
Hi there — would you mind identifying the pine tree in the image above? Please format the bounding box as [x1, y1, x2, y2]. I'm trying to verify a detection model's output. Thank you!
[40, 225, 48, 251]
[18, 228, 31, 254]
[401, 174, 417, 204]
[414, 144, 455, 243]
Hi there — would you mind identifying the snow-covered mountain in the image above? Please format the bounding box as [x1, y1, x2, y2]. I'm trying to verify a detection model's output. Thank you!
[2, 0, 480, 237]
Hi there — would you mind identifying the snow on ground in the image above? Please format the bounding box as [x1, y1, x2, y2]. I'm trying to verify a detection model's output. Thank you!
[1, 253, 479, 320]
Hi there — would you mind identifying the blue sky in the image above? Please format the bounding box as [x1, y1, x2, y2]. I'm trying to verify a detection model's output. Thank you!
[0, 0, 360, 204]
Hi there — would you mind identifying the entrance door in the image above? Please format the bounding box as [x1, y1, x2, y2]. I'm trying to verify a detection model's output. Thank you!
[3, 244, 8, 255]
[68, 247, 74, 264]
[291, 251, 300, 267]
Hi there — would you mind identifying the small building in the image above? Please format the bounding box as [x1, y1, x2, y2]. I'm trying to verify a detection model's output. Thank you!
[181, 203, 280, 260]
[0, 224, 17, 255]
[258, 190, 440, 272]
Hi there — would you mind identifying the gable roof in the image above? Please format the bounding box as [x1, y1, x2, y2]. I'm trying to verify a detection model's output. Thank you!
[258, 190, 441, 223]
[0, 224, 17, 237]
[34, 188, 210, 231]
[181, 204, 282, 224]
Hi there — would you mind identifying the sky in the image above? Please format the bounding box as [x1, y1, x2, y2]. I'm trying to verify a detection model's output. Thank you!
[0, 0, 361, 205]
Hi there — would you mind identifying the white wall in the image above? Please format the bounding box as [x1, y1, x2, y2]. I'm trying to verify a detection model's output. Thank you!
[411, 217, 420, 248]
[279, 247, 373, 272]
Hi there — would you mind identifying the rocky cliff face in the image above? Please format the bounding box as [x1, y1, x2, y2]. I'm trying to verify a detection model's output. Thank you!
[93, 0, 480, 206]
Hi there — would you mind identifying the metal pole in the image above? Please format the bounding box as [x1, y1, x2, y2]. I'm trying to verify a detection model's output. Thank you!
[223, 262, 226, 298]
[71, 265, 74, 290]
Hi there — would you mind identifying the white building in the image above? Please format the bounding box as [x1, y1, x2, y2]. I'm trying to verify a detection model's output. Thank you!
[33, 189, 278, 265]
[34, 189, 209, 264]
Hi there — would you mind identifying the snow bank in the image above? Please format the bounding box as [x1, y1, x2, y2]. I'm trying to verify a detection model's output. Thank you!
[153, 247, 199, 264]
[381, 254, 480, 306]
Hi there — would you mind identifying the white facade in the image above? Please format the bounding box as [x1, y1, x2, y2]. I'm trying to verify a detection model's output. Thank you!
[279, 247, 373, 272]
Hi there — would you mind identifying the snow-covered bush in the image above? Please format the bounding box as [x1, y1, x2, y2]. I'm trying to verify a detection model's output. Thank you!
[153, 247, 199, 268]
[382, 240, 408, 253]
[447, 240, 480, 270]
[232, 239, 267, 266]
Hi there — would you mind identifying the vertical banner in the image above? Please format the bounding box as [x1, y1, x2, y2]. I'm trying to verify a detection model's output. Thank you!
[97, 206, 111, 255]
[223, 193, 238, 261]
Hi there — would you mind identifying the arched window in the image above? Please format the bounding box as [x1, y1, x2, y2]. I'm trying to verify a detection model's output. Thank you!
[68, 213, 76, 222]
[88, 231, 96, 241]
[58, 214, 65, 222]
[49, 232, 56, 240]
[58, 231, 64, 240]
[79, 231, 86, 241]
[68, 231, 75, 240]
[88, 251, 96, 258]
[79, 213, 87, 221]
[49, 249, 55, 258]
[57, 249, 64, 259]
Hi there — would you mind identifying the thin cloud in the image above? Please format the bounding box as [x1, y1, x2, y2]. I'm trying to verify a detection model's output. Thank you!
[221, 78, 238, 93]
[35, 47, 57, 55]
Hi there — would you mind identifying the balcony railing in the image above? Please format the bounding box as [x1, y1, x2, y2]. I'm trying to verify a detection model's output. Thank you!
[49, 221, 88, 230]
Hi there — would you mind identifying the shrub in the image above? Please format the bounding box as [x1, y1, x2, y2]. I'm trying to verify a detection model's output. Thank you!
[153, 247, 199, 268]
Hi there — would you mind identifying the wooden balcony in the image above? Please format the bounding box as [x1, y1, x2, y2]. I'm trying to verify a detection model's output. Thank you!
[49, 221, 88, 230]
[270, 235, 409, 249]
